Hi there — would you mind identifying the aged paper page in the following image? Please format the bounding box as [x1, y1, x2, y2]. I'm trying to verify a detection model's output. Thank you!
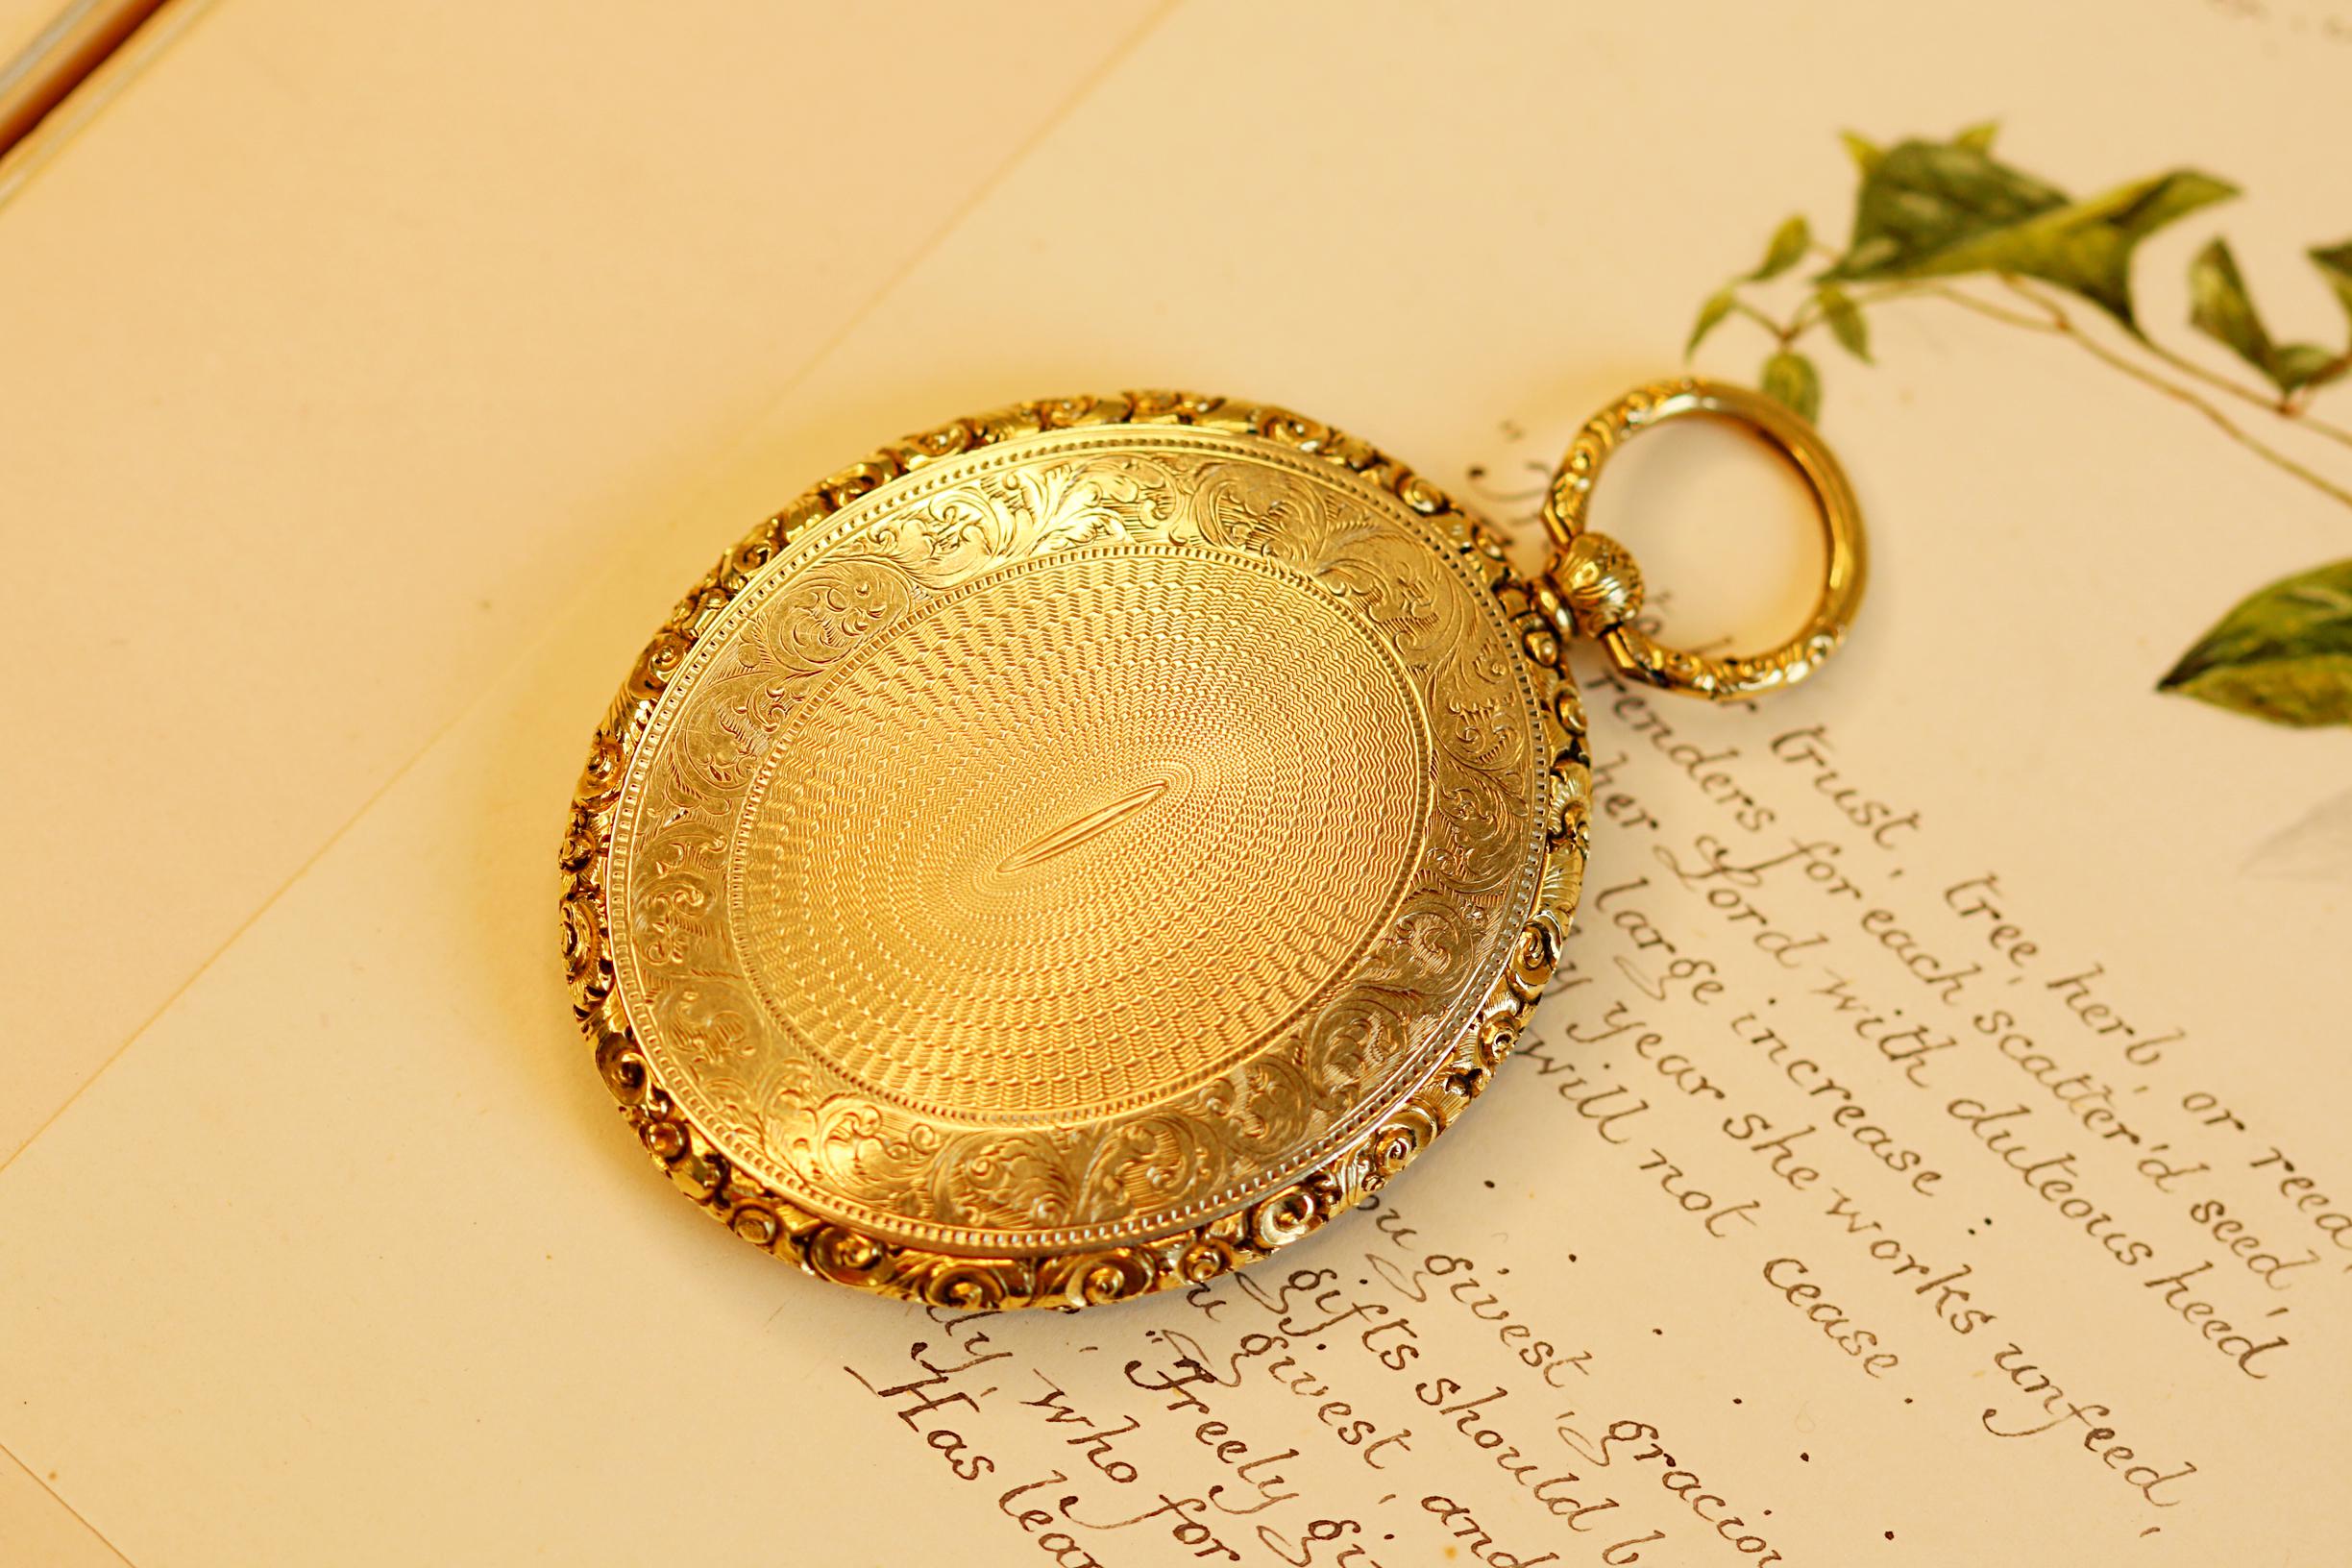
[0, 0, 1165, 1164]
[2, 2, 2346, 1563]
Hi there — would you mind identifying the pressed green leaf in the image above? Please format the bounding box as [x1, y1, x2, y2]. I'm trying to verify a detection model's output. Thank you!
[1818, 284, 1872, 362]
[2188, 238, 2268, 372]
[2159, 560, 2352, 727]
[2276, 343, 2346, 391]
[1687, 287, 1737, 357]
[1825, 137, 2068, 280]
[1761, 350, 1822, 423]
[2312, 239, 2352, 327]
[1840, 132, 1883, 176]
[1824, 136, 2237, 331]
[2188, 237, 2337, 394]
[1752, 215, 1811, 282]
[1954, 120, 2000, 153]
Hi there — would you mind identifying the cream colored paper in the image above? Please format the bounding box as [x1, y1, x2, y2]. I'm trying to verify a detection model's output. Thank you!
[3, 2, 2347, 1563]
[0, 0, 1165, 1164]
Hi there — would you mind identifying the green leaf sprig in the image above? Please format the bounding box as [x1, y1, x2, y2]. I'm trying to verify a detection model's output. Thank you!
[1683, 123, 2352, 729]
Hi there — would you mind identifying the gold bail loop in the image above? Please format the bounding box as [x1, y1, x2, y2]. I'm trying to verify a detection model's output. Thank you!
[1538, 377, 1868, 701]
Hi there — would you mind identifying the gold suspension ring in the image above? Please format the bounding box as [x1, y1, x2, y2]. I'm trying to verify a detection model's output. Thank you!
[1540, 377, 1868, 701]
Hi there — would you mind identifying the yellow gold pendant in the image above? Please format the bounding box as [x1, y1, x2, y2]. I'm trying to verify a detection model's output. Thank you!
[559, 380, 1865, 1309]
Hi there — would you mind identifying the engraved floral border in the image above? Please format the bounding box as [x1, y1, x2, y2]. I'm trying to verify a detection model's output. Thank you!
[559, 392, 1597, 1309]
[620, 432, 1522, 1252]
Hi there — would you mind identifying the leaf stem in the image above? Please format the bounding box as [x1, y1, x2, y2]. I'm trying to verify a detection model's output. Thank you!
[2132, 334, 2352, 451]
[1730, 263, 2352, 504]
[1863, 272, 2352, 449]
[1994, 276, 2352, 510]
[1729, 299, 1797, 344]
[1848, 279, 2064, 333]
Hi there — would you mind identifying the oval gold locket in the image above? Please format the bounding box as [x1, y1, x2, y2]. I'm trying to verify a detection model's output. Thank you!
[559, 380, 1865, 1309]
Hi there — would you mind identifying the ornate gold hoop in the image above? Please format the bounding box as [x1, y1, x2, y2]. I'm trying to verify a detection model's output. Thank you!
[1540, 377, 1868, 701]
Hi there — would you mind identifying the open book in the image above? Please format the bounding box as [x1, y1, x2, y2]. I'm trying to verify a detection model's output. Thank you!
[3, 2, 2345, 1562]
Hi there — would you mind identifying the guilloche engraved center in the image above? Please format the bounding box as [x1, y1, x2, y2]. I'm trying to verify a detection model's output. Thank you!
[993, 775, 1175, 877]
[728, 545, 1430, 1125]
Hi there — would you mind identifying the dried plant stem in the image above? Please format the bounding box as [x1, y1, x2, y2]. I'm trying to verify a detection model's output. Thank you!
[1779, 272, 2352, 512]
[1992, 276, 2352, 511]
[2134, 336, 2352, 450]
[1732, 299, 1797, 343]
[1850, 279, 2059, 333]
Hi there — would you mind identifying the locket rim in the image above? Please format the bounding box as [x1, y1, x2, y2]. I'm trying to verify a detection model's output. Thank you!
[558, 391, 1594, 1310]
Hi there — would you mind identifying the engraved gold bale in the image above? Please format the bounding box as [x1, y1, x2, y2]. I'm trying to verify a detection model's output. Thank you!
[564, 396, 1594, 1308]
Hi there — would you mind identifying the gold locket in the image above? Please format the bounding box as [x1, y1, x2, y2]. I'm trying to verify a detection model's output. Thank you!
[559, 380, 1865, 1309]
